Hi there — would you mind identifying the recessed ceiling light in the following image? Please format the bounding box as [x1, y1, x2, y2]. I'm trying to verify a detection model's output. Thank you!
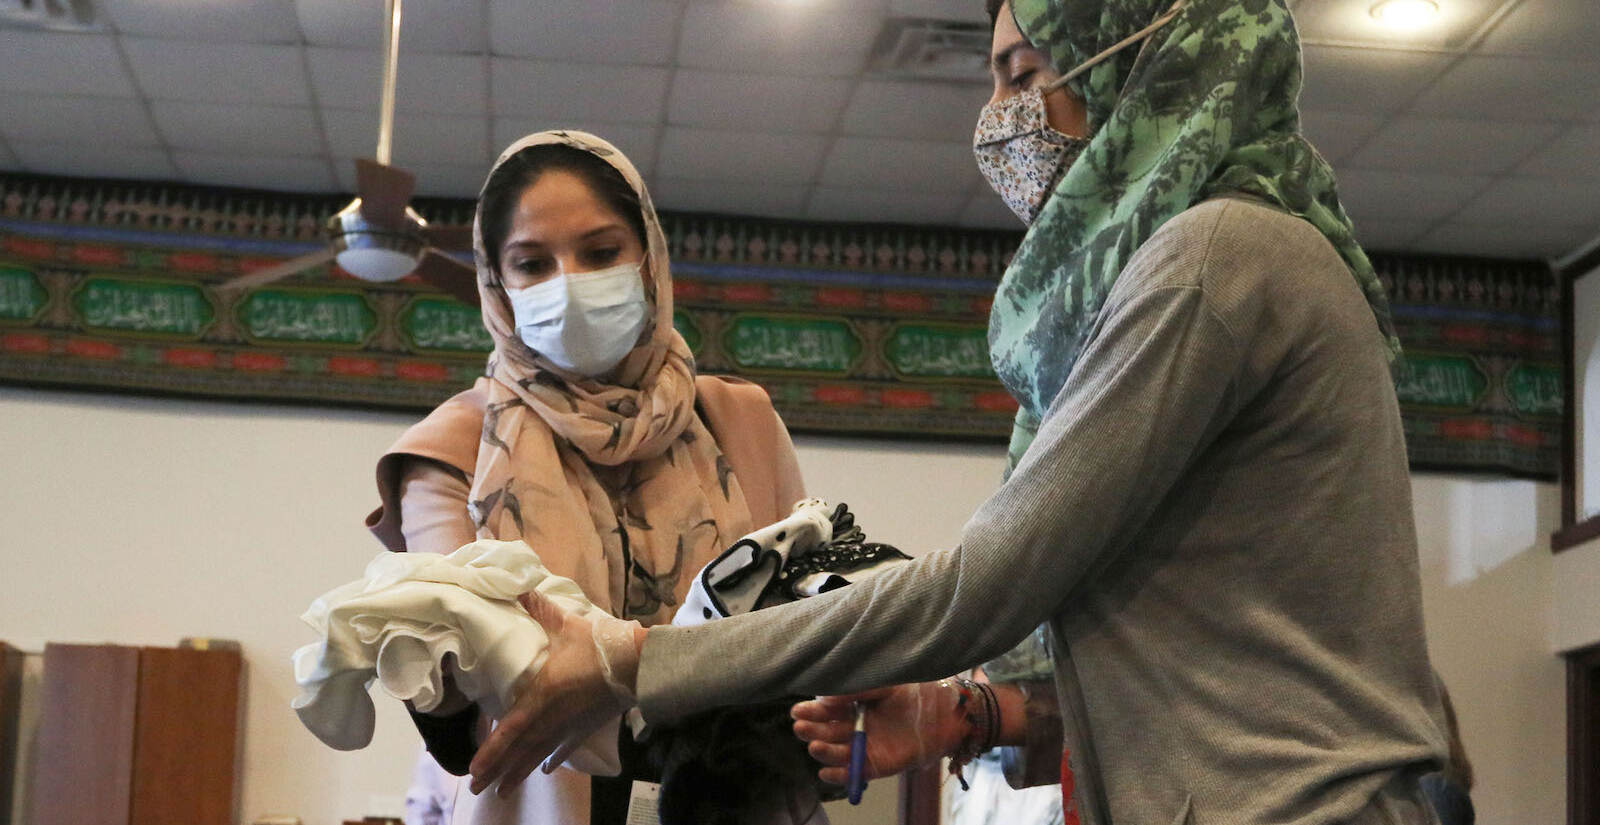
[1369, 0, 1441, 29]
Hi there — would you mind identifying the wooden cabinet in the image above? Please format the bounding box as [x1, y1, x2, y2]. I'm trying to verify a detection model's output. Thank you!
[26, 644, 242, 825]
[0, 642, 24, 825]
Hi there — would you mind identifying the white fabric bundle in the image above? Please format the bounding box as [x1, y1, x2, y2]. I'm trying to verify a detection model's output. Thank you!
[291, 539, 619, 775]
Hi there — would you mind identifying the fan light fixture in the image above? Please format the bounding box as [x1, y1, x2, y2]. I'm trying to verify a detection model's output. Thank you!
[1369, 0, 1440, 29]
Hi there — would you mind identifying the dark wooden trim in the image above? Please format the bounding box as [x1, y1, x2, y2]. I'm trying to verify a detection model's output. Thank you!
[1555, 248, 1599, 551]
[0, 642, 23, 825]
[1564, 243, 1600, 286]
[898, 764, 943, 825]
[1563, 268, 1578, 530]
[1567, 642, 1600, 825]
[1555, 514, 1600, 553]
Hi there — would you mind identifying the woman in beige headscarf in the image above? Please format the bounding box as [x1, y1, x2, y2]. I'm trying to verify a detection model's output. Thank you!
[364, 130, 809, 824]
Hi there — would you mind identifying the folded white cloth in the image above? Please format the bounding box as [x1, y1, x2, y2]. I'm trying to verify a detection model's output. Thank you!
[291, 539, 619, 775]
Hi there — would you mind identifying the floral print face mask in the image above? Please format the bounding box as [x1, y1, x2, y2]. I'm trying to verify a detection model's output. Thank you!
[972, 86, 1091, 225]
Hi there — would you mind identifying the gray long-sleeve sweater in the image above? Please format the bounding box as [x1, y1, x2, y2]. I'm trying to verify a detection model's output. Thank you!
[637, 198, 1448, 825]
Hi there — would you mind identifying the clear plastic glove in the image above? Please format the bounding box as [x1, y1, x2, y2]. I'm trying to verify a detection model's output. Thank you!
[467, 589, 644, 797]
[790, 681, 968, 785]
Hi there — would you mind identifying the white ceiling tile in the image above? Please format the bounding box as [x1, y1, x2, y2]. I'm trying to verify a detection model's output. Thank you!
[1344, 116, 1561, 175]
[150, 101, 322, 155]
[10, 142, 176, 180]
[321, 109, 488, 168]
[667, 70, 852, 134]
[103, 0, 302, 43]
[1412, 221, 1594, 260]
[889, 0, 989, 23]
[1293, 0, 1506, 51]
[1411, 56, 1600, 122]
[1349, 220, 1432, 253]
[1479, 0, 1600, 59]
[1332, 168, 1492, 222]
[658, 128, 827, 185]
[1514, 125, 1600, 179]
[488, 0, 680, 64]
[678, 2, 884, 77]
[1298, 45, 1451, 113]
[296, 0, 487, 53]
[958, 190, 1024, 230]
[333, 157, 486, 199]
[0, 94, 160, 147]
[0, 140, 17, 169]
[306, 49, 488, 116]
[490, 120, 660, 176]
[1298, 109, 1386, 165]
[122, 38, 310, 106]
[806, 186, 966, 225]
[174, 152, 336, 193]
[840, 80, 989, 140]
[0, 31, 137, 97]
[651, 178, 811, 219]
[491, 59, 669, 123]
[820, 137, 979, 193]
[1451, 177, 1600, 227]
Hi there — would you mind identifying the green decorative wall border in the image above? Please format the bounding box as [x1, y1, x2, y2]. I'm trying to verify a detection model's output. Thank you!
[0, 173, 1564, 479]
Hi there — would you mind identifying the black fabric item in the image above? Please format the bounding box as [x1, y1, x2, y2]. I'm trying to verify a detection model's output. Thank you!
[643, 698, 833, 825]
[408, 702, 481, 776]
[590, 724, 663, 825]
[1420, 773, 1475, 825]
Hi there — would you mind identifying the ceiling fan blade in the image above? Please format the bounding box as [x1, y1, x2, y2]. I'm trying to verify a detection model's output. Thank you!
[414, 248, 480, 307]
[421, 224, 473, 251]
[354, 158, 416, 227]
[217, 247, 339, 292]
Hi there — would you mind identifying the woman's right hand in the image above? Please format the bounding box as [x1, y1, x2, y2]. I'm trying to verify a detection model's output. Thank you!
[466, 589, 645, 797]
[790, 681, 968, 785]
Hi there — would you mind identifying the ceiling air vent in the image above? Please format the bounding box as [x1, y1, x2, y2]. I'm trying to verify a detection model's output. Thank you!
[0, 0, 98, 31]
[869, 17, 992, 84]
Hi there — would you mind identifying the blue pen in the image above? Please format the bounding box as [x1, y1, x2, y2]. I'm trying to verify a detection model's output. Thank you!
[847, 702, 867, 805]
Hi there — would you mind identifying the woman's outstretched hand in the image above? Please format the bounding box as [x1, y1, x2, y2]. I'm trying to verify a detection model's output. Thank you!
[467, 589, 645, 797]
[790, 681, 967, 785]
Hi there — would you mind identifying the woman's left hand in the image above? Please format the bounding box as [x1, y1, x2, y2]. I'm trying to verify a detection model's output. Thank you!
[467, 590, 644, 797]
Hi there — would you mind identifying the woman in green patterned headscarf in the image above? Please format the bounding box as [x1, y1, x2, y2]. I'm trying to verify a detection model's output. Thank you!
[466, 3, 1448, 824]
[985, 0, 1399, 466]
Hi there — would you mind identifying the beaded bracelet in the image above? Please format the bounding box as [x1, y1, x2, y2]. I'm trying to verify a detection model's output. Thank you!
[941, 676, 1001, 791]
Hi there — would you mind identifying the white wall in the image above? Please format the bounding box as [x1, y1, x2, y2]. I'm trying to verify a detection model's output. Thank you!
[0, 385, 1576, 824]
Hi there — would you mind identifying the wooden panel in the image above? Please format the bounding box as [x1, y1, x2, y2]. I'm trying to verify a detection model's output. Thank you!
[0, 643, 23, 825]
[128, 647, 243, 825]
[1571, 643, 1600, 825]
[28, 644, 140, 825]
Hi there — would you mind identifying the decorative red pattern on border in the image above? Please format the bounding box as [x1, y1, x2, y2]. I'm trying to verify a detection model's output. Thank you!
[65, 338, 121, 359]
[813, 386, 866, 405]
[3, 237, 53, 259]
[1, 333, 50, 354]
[395, 362, 452, 382]
[882, 389, 935, 409]
[232, 352, 288, 372]
[974, 392, 1020, 413]
[327, 356, 381, 377]
[1441, 418, 1494, 440]
[71, 244, 123, 267]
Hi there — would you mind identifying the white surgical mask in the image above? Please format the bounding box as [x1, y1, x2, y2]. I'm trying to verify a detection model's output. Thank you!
[506, 261, 649, 377]
[973, 0, 1187, 224]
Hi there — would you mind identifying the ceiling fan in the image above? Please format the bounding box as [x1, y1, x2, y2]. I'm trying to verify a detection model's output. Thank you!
[219, 0, 479, 306]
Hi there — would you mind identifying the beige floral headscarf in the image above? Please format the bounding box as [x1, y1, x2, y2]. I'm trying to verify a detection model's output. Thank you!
[468, 130, 753, 625]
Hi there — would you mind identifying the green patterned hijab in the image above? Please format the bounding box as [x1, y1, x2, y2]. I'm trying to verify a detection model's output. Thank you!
[991, 0, 1400, 465]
